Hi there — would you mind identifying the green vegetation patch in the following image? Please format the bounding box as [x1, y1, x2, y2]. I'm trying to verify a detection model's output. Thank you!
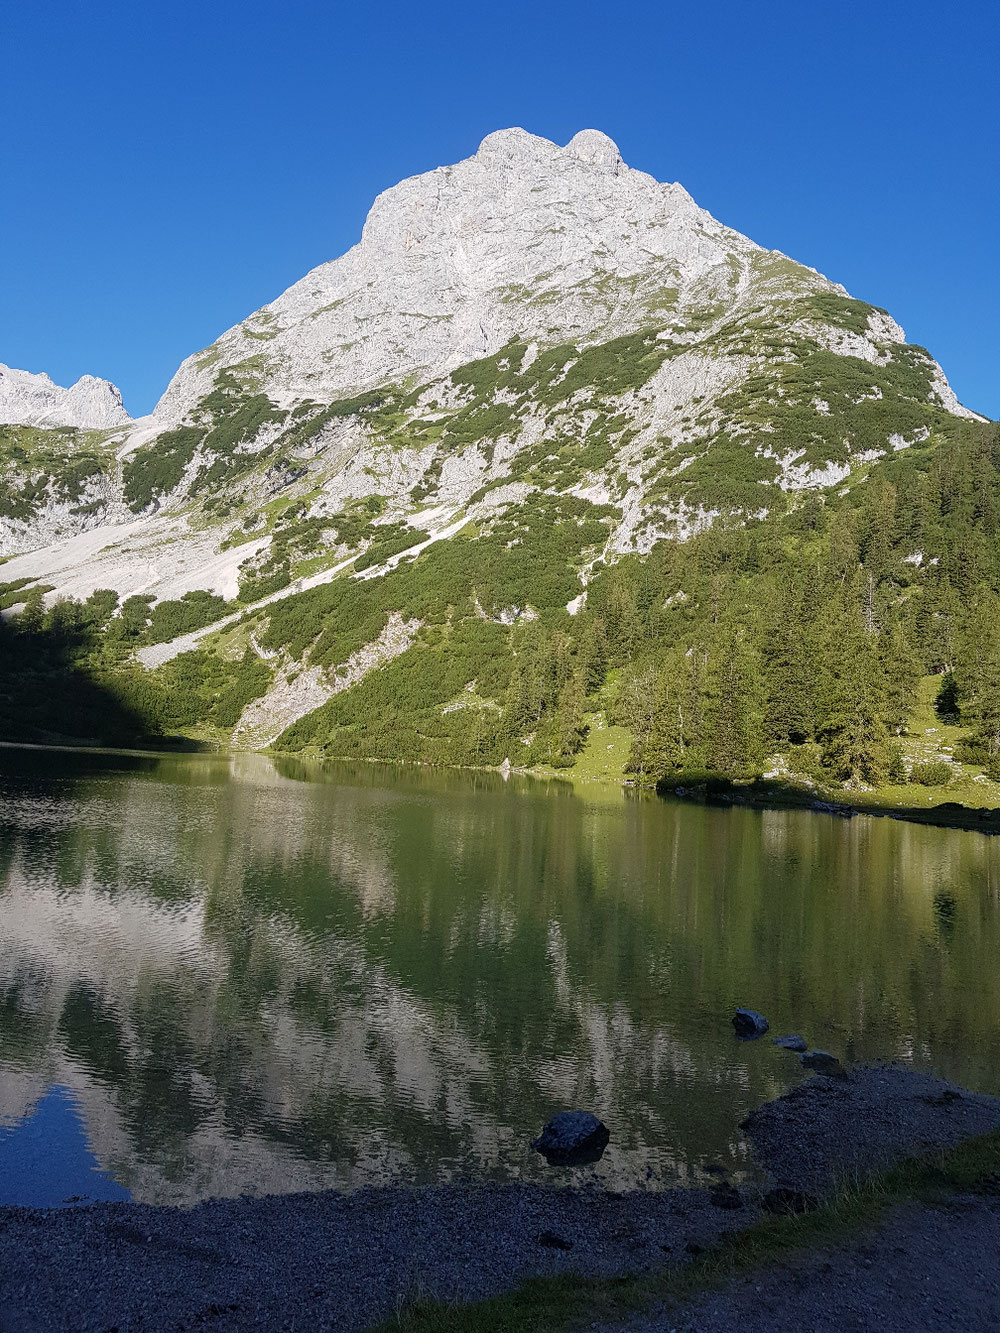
[142, 590, 230, 645]
[354, 522, 431, 572]
[802, 292, 888, 337]
[122, 369, 287, 510]
[0, 423, 112, 521]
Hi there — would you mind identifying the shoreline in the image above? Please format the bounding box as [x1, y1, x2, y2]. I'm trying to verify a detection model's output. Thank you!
[2, 1066, 999, 1332]
[656, 773, 1000, 836]
[4, 739, 1000, 837]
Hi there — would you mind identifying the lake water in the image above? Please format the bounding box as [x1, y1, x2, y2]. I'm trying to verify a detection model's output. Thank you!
[1, 747, 999, 1207]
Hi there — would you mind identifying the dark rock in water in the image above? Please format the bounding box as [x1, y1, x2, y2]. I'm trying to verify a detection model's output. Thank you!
[709, 1182, 743, 1210]
[531, 1110, 610, 1165]
[801, 1049, 842, 1074]
[762, 1187, 819, 1215]
[537, 1230, 574, 1250]
[732, 1008, 769, 1039]
[773, 1034, 808, 1052]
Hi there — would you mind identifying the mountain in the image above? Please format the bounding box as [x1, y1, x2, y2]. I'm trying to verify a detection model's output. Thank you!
[1, 129, 997, 794]
[0, 364, 130, 430]
[0, 130, 979, 564]
[152, 127, 975, 428]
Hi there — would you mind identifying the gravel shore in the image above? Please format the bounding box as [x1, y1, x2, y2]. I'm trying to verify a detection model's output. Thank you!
[744, 1064, 1000, 1196]
[0, 1180, 752, 1332]
[2, 1066, 999, 1332]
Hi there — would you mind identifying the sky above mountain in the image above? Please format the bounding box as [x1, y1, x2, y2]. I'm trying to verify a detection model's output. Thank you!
[3, 0, 997, 419]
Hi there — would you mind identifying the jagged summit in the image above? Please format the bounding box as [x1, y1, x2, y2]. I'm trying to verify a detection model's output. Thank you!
[0, 363, 130, 430]
[475, 127, 623, 171]
[0, 127, 981, 598]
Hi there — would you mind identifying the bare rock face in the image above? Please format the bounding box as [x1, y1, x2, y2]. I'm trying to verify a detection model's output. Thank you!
[0, 364, 130, 430]
[152, 124, 981, 430]
[152, 129, 777, 424]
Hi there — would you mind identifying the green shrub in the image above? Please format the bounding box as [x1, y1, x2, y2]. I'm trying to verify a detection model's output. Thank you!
[354, 524, 429, 572]
[123, 427, 203, 509]
[143, 590, 229, 644]
[909, 760, 953, 786]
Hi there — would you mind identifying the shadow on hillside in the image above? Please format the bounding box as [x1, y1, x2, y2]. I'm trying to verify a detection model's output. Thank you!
[655, 771, 1000, 835]
[0, 617, 201, 752]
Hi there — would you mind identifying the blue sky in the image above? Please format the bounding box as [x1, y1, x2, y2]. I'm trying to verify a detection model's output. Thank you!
[3, 0, 997, 418]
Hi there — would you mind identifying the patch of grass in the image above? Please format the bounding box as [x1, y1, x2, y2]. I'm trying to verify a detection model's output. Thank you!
[558, 714, 631, 783]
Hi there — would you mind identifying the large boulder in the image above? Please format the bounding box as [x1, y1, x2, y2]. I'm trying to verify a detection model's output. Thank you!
[531, 1111, 610, 1165]
[732, 1008, 769, 1040]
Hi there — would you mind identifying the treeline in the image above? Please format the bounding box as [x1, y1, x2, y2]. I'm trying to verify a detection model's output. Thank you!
[595, 419, 1000, 785]
[279, 418, 1000, 786]
[0, 589, 157, 745]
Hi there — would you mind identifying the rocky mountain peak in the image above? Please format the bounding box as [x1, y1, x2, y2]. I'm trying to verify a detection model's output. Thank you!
[564, 128, 624, 170]
[152, 128, 755, 424]
[0, 364, 130, 430]
[474, 126, 623, 173]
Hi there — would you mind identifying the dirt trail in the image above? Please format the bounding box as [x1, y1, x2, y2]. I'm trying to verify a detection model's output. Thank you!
[594, 1195, 1000, 1331]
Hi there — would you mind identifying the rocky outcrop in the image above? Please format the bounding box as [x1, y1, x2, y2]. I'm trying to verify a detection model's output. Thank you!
[0, 364, 130, 429]
[231, 611, 421, 750]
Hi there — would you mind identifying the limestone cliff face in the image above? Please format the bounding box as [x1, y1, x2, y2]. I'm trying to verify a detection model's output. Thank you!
[0, 364, 130, 429]
[151, 129, 833, 421]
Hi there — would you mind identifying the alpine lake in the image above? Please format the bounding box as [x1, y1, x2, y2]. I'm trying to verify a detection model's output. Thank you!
[1, 746, 999, 1208]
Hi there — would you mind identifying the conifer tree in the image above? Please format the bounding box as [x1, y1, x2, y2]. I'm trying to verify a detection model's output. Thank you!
[554, 671, 588, 763]
[878, 619, 921, 736]
[622, 664, 660, 779]
[703, 624, 764, 776]
[18, 586, 45, 634]
[577, 616, 608, 694]
[761, 582, 813, 748]
[624, 660, 685, 779]
[859, 477, 897, 585]
[817, 610, 895, 785]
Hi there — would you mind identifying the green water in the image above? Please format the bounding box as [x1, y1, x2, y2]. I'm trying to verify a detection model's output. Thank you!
[1, 747, 999, 1206]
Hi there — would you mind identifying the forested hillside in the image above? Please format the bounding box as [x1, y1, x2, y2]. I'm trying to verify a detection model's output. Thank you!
[3, 414, 998, 800]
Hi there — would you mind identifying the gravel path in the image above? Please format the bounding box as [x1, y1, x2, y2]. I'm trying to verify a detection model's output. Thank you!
[592, 1194, 1000, 1331]
[3, 1067, 1000, 1332]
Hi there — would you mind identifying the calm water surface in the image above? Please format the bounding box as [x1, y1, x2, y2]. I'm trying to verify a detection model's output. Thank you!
[1, 748, 999, 1206]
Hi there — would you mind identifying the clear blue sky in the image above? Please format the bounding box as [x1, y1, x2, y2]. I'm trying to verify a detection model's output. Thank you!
[3, 0, 997, 418]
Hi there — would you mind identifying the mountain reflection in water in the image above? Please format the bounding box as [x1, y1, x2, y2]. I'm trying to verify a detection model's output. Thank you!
[1, 748, 999, 1206]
